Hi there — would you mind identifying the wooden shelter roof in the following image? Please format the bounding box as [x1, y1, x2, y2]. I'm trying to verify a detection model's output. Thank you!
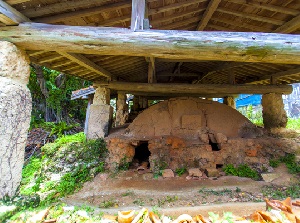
[0, 0, 300, 97]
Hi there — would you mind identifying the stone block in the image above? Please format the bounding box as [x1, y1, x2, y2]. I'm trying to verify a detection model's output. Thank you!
[188, 168, 203, 177]
[87, 104, 113, 139]
[261, 173, 280, 183]
[205, 168, 219, 177]
[199, 134, 209, 143]
[181, 115, 202, 130]
[215, 133, 227, 144]
[162, 169, 174, 178]
[245, 149, 258, 157]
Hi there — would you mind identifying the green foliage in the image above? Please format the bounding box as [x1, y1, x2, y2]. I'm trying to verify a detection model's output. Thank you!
[153, 160, 168, 178]
[19, 134, 107, 207]
[28, 66, 91, 124]
[118, 156, 131, 171]
[157, 196, 178, 207]
[175, 167, 187, 176]
[287, 118, 300, 130]
[223, 164, 260, 180]
[269, 154, 300, 174]
[262, 183, 300, 199]
[99, 200, 117, 208]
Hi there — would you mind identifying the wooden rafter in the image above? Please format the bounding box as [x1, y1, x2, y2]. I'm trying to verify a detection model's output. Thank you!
[5, 0, 30, 5]
[0, 0, 30, 24]
[275, 14, 300, 34]
[196, 0, 221, 31]
[216, 8, 284, 25]
[229, 0, 299, 16]
[148, 0, 206, 15]
[95, 81, 293, 95]
[1, 23, 300, 65]
[57, 52, 113, 79]
[22, 0, 123, 18]
[249, 67, 300, 84]
[33, 1, 131, 23]
[0, 4, 113, 80]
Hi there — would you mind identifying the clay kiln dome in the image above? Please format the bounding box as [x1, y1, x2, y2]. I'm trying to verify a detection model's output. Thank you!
[126, 97, 257, 139]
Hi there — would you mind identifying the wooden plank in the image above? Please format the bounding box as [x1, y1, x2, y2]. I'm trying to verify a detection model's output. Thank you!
[95, 81, 293, 95]
[22, 0, 108, 18]
[33, 1, 131, 23]
[157, 72, 202, 77]
[57, 52, 113, 79]
[131, 0, 146, 31]
[216, 8, 285, 25]
[5, 0, 30, 5]
[159, 16, 200, 30]
[275, 14, 300, 34]
[148, 0, 206, 15]
[91, 15, 130, 27]
[151, 8, 205, 26]
[1, 23, 300, 65]
[229, 0, 299, 16]
[0, 0, 30, 24]
[147, 57, 156, 83]
[196, 0, 222, 31]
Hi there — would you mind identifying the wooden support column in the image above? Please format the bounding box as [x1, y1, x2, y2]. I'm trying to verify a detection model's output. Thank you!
[223, 68, 236, 109]
[0, 41, 32, 198]
[84, 95, 93, 135]
[86, 86, 113, 139]
[131, 0, 146, 31]
[116, 93, 128, 126]
[262, 93, 287, 129]
[147, 57, 156, 83]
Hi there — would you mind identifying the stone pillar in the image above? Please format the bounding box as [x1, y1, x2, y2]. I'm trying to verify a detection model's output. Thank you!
[115, 93, 129, 126]
[0, 42, 32, 198]
[223, 96, 236, 109]
[132, 96, 139, 112]
[262, 93, 287, 129]
[87, 87, 113, 139]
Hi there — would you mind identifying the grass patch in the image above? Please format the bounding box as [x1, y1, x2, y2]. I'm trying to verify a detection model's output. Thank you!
[262, 183, 300, 200]
[18, 132, 107, 207]
[269, 154, 300, 174]
[223, 164, 260, 180]
[287, 118, 300, 130]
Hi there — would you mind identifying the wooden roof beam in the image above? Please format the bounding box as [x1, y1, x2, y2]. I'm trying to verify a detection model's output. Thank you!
[95, 81, 293, 95]
[275, 14, 300, 34]
[196, 0, 221, 31]
[148, 0, 206, 15]
[216, 8, 285, 25]
[33, 1, 131, 23]
[0, 0, 30, 24]
[229, 0, 299, 16]
[5, 0, 30, 5]
[57, 52, 113, 79]
[1, 23, 300, 65]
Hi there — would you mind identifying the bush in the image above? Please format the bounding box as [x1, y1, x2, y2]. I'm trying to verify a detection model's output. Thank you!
[223, 164, 260, 180]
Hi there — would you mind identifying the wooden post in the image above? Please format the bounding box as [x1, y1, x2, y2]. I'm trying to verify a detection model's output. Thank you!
[223, 68, 236, 109]
[131, 0, 146, 31]
[84, 95, 93, 135]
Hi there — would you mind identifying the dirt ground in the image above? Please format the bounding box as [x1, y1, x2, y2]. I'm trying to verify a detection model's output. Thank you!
[64, 165, 300, 218]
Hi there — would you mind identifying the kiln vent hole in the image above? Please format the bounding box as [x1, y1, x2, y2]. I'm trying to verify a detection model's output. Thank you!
[209, 139, 220, 151]
[133, 141, 151, 168]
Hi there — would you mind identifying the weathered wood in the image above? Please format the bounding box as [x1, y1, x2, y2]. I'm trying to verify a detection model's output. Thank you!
[196, 0, 221, 31]
[2, 23, 300, 64]
[229, 0, 299, 16]
[0, 0, 30, 24]
[148, 0, 206, 15]
[34, 1, 131, 23]
[275, 14, 300, 34]
[131, 0, 145, 31]
[57, 52, 113, 79]
[95, 81, 293, 95]
[157, 72, 202, 77]
[147, 57, 156, 83]
[216, 8, 284, 25]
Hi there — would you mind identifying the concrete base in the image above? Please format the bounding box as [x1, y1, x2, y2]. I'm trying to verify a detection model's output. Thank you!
[87, 104, 113, 139]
